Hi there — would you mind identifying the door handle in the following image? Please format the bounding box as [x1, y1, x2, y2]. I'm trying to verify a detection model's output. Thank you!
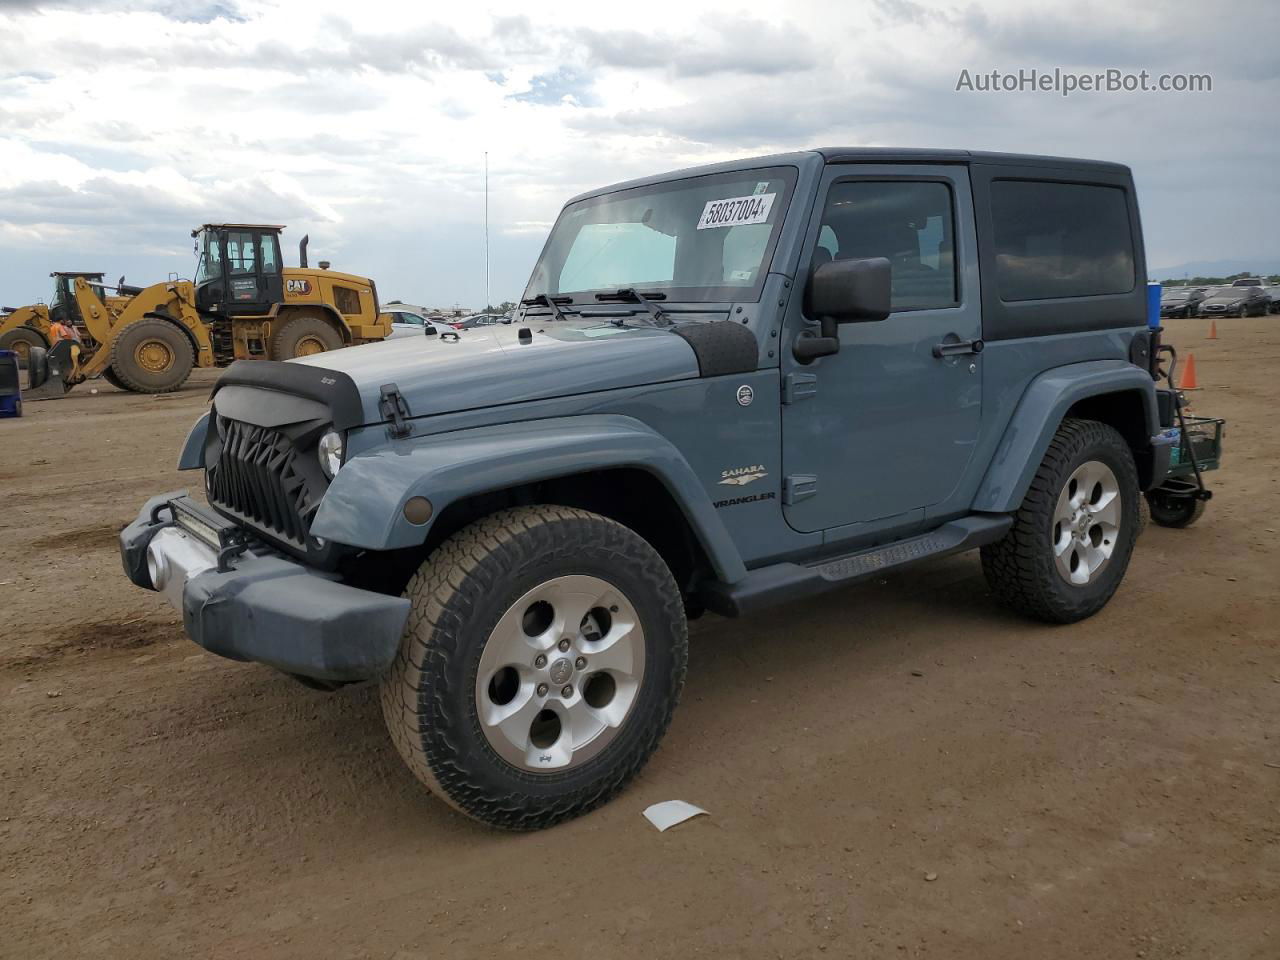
[932, 338, 984, 358]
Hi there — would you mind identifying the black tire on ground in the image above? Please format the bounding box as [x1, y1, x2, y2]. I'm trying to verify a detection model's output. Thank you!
[0, 326, 48, 370]
[1145, 490, 1206, 528]
[380, 505, 689, 830]
[269, 312, 344, 360]
[981, 418, 1141, 624]
[100, 366, 128, 391]
[109, 319, 195, 394]
[26, 346, 49, 389]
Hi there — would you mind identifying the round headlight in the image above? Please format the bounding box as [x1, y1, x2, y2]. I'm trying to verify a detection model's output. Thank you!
[318, 429, 344, 479]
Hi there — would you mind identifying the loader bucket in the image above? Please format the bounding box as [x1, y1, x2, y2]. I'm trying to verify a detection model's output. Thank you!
[24, 340, 77, 400]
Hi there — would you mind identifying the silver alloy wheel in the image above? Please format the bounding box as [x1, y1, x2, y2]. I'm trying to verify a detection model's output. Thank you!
[1052, 459, 1122, 586]
[475, 574, 645, 773]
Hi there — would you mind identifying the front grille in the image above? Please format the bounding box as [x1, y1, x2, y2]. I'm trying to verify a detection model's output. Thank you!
[207, 417, 320, 546]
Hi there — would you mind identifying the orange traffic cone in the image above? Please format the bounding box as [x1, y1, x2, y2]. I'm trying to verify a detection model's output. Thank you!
[1179, 352, 1199, 390]
[1207, 319, 1218, 340]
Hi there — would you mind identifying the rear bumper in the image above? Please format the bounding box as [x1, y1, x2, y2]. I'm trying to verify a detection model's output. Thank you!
[1148, 430, 1176, 489]
[120, 492, 410, 682]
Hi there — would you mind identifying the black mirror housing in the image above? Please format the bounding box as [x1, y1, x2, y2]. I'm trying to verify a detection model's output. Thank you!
[809, 257, 892, 323]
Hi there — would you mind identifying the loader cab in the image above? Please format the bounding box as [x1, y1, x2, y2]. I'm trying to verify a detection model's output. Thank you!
[193, 224, 285, 317]
[48, 272, 104, 327]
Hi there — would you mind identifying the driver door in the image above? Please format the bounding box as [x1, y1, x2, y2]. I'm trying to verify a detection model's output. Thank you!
[224, 230, 283, 314]
[780, 165, 983, 535]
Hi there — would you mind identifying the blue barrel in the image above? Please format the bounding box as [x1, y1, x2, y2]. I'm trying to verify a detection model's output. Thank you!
[1146, 282, 1162, 329]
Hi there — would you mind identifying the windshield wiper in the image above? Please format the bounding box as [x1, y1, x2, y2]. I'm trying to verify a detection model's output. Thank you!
[594, 288, 670, 327]
[520, 293, 576, 322]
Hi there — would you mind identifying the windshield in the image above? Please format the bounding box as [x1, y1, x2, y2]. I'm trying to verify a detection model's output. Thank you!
[194, 230, 221, 284]
[524, 166, 797, 303]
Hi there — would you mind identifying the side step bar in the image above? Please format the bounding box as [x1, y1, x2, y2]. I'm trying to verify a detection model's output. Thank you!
[699, 514, 1013, 617]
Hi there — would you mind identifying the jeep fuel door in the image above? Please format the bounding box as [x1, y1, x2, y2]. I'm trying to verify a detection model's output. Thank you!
[781, 165, 982, 534]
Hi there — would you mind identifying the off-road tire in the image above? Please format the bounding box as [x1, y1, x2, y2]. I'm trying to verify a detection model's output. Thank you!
[380, 505, 688, 830]
[269, 312, 344, 360]
[1146, 490, 1205, 528]
[100, 366, 128, 391]
[109, 319, 194, 394]
[0, 326, 47, 369]
[981, 418, 1141, 624]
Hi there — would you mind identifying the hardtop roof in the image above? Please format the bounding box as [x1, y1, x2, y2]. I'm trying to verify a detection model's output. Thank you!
[565, 147, 1131, 205]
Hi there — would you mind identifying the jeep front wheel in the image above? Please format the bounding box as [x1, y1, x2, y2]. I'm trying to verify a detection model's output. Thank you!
[981, 418, 1141, 623]
[380, 505, 688, 829]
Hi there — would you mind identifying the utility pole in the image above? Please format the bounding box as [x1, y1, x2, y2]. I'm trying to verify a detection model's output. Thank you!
[484, 151, 490, 313]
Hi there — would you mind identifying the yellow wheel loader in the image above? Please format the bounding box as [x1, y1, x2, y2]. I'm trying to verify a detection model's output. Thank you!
[0, 272, 131, 368]
[25, 274, 211, 398]
[191, 224, 388, 361]
[24, 226, 390, 399]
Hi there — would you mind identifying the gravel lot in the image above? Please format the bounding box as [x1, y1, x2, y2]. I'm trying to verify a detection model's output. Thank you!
[2, 317, 1277, 959]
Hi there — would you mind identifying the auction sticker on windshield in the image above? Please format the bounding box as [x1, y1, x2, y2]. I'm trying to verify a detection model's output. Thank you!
[697, 193, 776, 230]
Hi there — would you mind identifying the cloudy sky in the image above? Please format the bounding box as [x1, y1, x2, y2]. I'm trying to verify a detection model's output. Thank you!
[1, 0, 1276, 308]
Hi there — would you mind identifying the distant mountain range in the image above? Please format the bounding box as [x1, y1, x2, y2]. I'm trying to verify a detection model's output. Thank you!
[1150, 258, 1280, 280]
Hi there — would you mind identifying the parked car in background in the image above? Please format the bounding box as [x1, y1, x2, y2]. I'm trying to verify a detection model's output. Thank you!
[1160, 286, 1208, 318]
[384, 309, 460, 339]
[452, 312, 511, 330]
[1230, 277, 1266, 287]
[1197, 284, 1270, 317]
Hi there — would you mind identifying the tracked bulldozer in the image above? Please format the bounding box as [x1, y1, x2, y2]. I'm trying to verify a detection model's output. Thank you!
[23, 226, 390, 399]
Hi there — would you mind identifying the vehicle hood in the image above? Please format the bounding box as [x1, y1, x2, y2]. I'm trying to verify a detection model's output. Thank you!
[290, 323, 703, 424]
[1200, 294, 1244, 305]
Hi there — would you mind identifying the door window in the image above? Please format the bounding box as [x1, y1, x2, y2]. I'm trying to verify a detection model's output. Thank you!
[226, 232, 257, 276]
[814, 181, 957, 311]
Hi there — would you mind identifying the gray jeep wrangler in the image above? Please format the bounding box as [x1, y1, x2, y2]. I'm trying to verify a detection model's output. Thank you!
[121, 148, 1190, 829]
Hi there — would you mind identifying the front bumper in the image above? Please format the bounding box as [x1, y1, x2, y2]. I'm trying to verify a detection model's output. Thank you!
[120, 492, 411, 682]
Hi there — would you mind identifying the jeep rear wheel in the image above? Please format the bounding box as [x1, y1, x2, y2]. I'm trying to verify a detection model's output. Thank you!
[981, 418, 1141, 623]
[380, 505, 688, 830]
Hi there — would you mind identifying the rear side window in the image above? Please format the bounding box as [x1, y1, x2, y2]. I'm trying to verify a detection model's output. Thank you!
[990, 180, 1134, 301]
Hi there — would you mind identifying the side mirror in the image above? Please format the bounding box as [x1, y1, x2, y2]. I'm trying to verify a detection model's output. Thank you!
[809, 257, 892, 323]
[423, 325, 437, 336]
[795, 257, 892, 363]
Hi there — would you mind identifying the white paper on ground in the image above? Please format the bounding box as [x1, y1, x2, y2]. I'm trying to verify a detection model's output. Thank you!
[642, 800, 709, 832]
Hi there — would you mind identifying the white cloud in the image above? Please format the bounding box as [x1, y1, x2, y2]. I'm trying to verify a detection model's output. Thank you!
[0, 0, 1276, 305]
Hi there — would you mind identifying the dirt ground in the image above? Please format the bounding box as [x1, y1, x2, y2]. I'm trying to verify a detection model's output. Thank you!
[1, 318, 1277, 960]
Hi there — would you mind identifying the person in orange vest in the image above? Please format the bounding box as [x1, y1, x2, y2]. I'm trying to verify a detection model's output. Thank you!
[48, 319, 80, 343]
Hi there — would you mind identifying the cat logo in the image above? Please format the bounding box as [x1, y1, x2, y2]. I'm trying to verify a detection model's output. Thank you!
[285, 278, 313, 296]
